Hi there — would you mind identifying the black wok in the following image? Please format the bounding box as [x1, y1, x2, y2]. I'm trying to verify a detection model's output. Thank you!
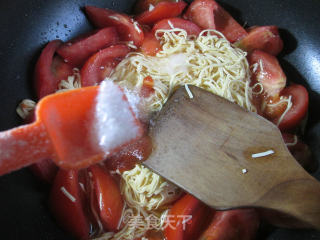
[0, 0, 319, 239]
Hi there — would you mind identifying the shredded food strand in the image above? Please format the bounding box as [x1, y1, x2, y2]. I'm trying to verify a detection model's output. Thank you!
[111, 29, 257, 112]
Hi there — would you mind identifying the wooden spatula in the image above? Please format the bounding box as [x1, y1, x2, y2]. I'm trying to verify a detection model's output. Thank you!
[144, 85, 320, 229]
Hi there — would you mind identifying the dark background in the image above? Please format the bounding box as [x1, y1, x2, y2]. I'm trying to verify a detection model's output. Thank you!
[0, 0, 319, 239]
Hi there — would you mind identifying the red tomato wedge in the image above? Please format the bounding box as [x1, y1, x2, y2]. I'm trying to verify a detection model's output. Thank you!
[184, 0, 247, 43]
[262, 94, 287, 121]
[184, 0, 217, 30]
[248, 50, 286, 98]
[236, 26, 283, 55]
[135, 1, 187, 25]
[81, 45, 130, 87]
[49, 169, 90, 239]
[34, 40, 74, 99]
[152, 18, 202, 36]
[88, 165, 124, 232]
[164, 194, 211, 240]
[141, 75, 155, 97]
[140, 31, 161, 56]
[199, 209, 260, 240]
[134, 0, 181, 14]
[104, 135, 153, 172]
[277, 84, 309, 131]
[57, 27, 119, 67]
[85, 6, 144, 47]
[51, 55, 74, 82]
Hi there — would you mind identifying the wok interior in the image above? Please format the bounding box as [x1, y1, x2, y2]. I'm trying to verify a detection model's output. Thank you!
[0, 0, 319, 239]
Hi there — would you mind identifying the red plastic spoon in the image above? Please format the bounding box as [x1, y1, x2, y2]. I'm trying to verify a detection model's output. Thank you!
[0, 83, 143, 175]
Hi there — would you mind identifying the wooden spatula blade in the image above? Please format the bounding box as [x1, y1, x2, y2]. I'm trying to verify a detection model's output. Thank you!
[144, 86, 307, 209]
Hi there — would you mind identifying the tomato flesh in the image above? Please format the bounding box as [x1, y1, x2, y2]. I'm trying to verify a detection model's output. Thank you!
[140, 31, 162, 56]
[57, 27, 119, 67]
[88, 165, 124, 232]
[34, 40, 73, 99]
[50, 169, 90, 239]
[134, 0, 181, 14]
[51, 55, 74, 81]
[152, 17, 202, 36]
[184, 0, 217, 30]
[184, 0, 247, 43]
[248, 50, 286, 98]
[262, 85, 309, 131]
[81, 44, 130, 87]
[136, 1, 187, 25]
[199, 209, 260, 240]
[85, 6, 144, 47]
[236, 25, 283, 56]
[277, 84, 309, 131]
[164, 194, 211, 240]
[141, 76, 155, 98]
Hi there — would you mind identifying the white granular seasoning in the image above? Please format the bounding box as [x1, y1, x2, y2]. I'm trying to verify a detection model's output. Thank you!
[93, 81, 140, 154]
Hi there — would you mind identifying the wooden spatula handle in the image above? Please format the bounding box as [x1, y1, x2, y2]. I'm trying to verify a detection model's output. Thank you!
[255, 172, 320, 229]
[0, 121, 53, 175]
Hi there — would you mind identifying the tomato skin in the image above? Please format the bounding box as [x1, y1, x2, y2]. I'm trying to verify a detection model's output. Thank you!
[88, 165, 124, 232]
[213, 3, 248, 43]
[236, 26, 283, 56]
[184, 0, 217, 30]
[104, 135, 153, 172]
[277, 84, 309, 131]
[135, 1, 187, 25]
[164, 194, 211, 240]
[199, 209, 260, 240]
[134, 0, 181, 14]
[140, 31, 162, 56]
[57, 27, 119, 67]
[184, 0, 247, 43]
[49, 169, 90, 239]
[85, 6, 144, 47]
[81, 44, 130, 87]
[248, 50, 286, 98]
[152, 17, 202, 36]
[51, 55, 74, 81]
[34, 40, 61, 99]
[263, 85, 308, 131]
[141, 76, 155, 97]
[34, 40, 73, 99]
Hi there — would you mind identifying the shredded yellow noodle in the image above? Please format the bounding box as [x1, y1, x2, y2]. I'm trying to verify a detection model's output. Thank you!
[121, 164, 181, 211]
[111, 28, 256, 112]
[96, 165, 177, 240]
